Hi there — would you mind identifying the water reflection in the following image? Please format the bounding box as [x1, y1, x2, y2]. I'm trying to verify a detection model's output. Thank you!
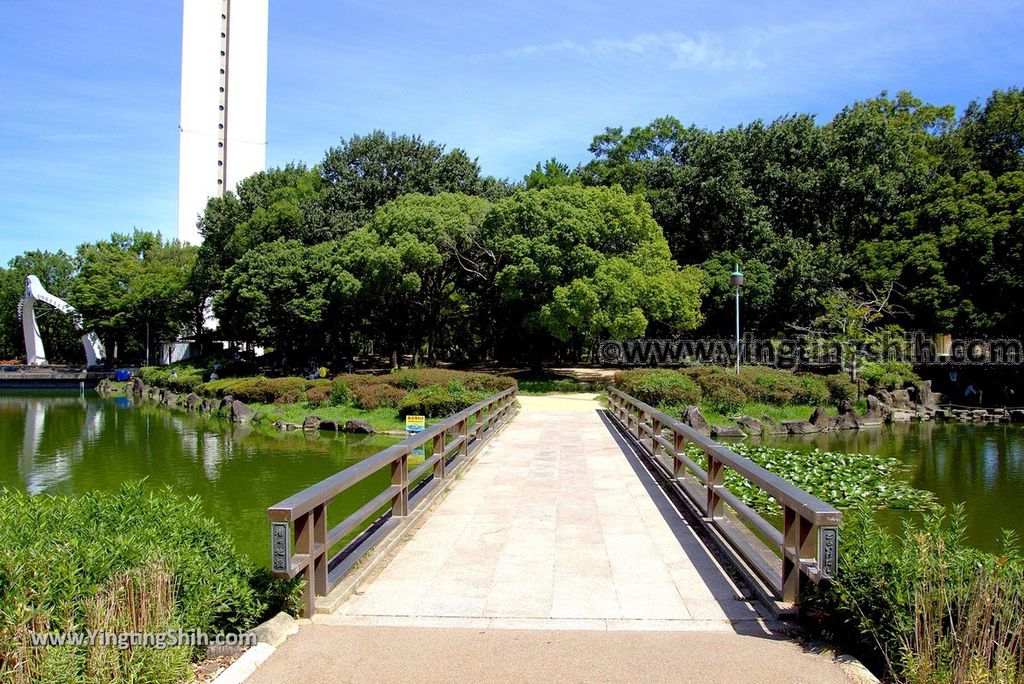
[0, 392, 399, 563]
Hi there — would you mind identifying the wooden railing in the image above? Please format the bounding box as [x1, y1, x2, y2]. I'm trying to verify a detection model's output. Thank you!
[607, 387, 841, 608]
[268, 387, 517, 616]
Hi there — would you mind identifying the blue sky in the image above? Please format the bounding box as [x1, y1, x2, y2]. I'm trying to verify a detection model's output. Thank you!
[1, 0, 1022, 262]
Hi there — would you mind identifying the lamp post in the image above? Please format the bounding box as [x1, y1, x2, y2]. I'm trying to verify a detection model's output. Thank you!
[730, 264, 743, 375]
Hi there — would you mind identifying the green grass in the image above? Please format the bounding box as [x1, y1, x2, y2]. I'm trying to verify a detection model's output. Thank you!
[697, 402, 825, 425]
[248, 403, 408, 431]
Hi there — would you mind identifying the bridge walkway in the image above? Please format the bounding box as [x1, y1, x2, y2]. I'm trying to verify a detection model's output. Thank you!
[246, 395, 853, 683]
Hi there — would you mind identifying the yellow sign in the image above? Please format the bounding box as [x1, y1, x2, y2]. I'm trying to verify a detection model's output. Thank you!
[405, 415, 425, 432]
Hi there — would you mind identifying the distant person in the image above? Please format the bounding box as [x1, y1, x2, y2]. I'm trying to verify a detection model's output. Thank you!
[965, 384, 977, 404]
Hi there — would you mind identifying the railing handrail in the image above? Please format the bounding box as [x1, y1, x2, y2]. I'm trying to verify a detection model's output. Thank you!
[606, 385, 841, 609]
[267, 385, 518, 617]
[607, 387, 839, 524]
[268, 386, 517, 521]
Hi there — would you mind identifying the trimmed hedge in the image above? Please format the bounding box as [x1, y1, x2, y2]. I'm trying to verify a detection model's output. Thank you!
[397, 382, 487, 418]
[350, 384, 407, 410]
[196, 376, 316, 404]
[137, 365, 204, 394]
[613, 369, 702, 406]
[614, 366, 855, 413]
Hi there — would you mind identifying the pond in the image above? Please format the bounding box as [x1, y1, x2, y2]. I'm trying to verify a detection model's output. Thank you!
[753, 421, 1024, 552]
[4, 392, 1023, 559]
[0, 391, 400, 564]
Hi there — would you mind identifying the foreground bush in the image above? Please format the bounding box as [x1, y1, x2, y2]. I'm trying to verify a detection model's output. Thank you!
[803, 507, 1024, 682]
[0, 483, 295, 683]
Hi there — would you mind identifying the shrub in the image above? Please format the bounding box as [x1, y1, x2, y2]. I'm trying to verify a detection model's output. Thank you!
[613, 369, 702, 407]
[138, 365, 204, 394]
[802, 506, 1024, 682]
[351, 383, 407, 410]
[196, 376, 316, 404]
[398, 382, 485, 418]
[263, 377, 307, 404]
[683, 367, 751, 411]
[825, 373, 856, 406]
[304, 381, 332, 407]
[328, 379, 350, 406]
[860, 360, 920, 391]
[0, 483, 295, 682]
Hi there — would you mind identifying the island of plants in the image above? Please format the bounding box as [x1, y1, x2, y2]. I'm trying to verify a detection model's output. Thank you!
[113, 365, 518, 433]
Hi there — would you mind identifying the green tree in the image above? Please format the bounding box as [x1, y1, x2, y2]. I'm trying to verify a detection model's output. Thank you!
[958, 87, 1024, 176]
[213, 240, 359, 364]
[524, 158, 578, 190]
[481, 185, 704, 363]
[856, 171, 1024, 334]
[319, 131, 489, 233]
[74, 231, 198, 361]
[349, 193, 491, 366]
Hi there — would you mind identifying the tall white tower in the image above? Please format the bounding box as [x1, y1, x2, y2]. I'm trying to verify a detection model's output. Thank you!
[177, 0, 268, 245]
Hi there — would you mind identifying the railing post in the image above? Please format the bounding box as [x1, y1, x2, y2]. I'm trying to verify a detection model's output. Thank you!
[672, 430, 686, 479]
[433, 430, 446, 479]
[312, 503, 327, 599]
[651, 417, 661, 457]
[459, 418, 469, 459]
[474, 408, 483, 440]
[294, 512, 315, 617]
[782, 508, 814, 603]
[706, 453, 724, 520]
[392, 451, 409, 517]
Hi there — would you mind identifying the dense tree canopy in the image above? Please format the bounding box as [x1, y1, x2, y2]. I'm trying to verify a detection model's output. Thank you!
[4, 86, 1022, 367]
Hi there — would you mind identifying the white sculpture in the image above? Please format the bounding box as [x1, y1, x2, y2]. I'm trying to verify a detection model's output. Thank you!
[18, 275, 105, 367]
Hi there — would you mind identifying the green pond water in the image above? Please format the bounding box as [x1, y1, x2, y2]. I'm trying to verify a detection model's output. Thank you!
[751, 421, 1024, 551]
[3, 393, 1023, 560]
[0, 391, 400, 565]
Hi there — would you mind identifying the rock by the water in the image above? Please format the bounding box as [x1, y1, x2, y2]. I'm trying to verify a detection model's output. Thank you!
[185, 393, 200, 409]
[759, 415, 787, 434]
[319, 420, 341, 431]
[200, 398, 216, 412]
[830, 411, 860, 430]
[890, 409, 914, 422]
[230, 400, 254, 423]
[711, 424, 746, 438]
[302, 415, 321, 430]
[681, 406, 710, 436]
[1011, 410, 1024, 423]
[782, 420, 819, 434]
[342, 419, 376, 434]
[916, 380, 938, 408]
[160, 389, 177, 406]
[808, 406, 831, 429]
[891, 388, 913, 409]
[735, 415, 763, 436]
[131, 377, 147, 396]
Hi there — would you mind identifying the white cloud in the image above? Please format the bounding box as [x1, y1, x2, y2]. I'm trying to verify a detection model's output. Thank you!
[488, 27, 827, 71]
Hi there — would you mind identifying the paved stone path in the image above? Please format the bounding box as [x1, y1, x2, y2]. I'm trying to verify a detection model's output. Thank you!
[246, 395, 853, 682]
